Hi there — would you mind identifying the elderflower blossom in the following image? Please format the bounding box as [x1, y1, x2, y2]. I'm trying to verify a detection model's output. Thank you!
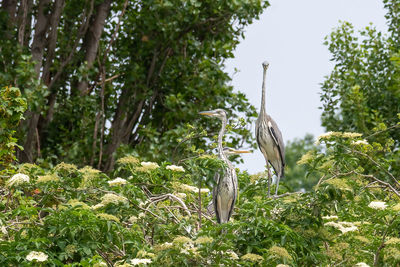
[342, 132, 363, 138]
[297, 151, 315, 165]
[154, 242, 173, 251]
[139, 162, 159, 171]
[241, 253, 264, 262]
[392, 203, 400, 211]
[324, 221, 358, 234]
[108, 177, 127, 186]
[354, 263, 370, 267]
[368, 201, 387, 210]
[174, 183, 209, 193]
[315, 131, 362, 144]
[386, 237, 400, 245]
[315, 131, 336, 144]
[54, 162, 78, 173]
[6, 173, 29, 187]
[26, 251, 48, 262]
[36, 174, 60, 183]
[128, 216, 138, 224]
[226, 250, 239, 260]
[322, 215, 339, 220]
[97, 213, 120, 223]
[67, 199, 90, 210]
[101, 193, 128, 205]
[131, 258, 152, 265]
[276, 265, 290, 267]
[115, 263, 132, 267]
[173, 236, 192, 245]
[194, 236, 213, 244]
[352, 139, 369, 146]
[166, 165, 185, 172]
[268, 246, 293, 260]
[1, 226, 8, 235]
[117, 156, 139, 165]
[137, 250, 156, 259]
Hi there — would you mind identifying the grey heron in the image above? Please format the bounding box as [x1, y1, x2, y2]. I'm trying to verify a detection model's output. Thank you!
[255, 61, 285, 197]
[199, 109, 250, 223]
[205, 147, 251, 217]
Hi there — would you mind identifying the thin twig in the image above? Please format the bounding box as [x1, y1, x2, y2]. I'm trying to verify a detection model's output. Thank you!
[354, 171, 400, 198]
[351, 149, 399, 187]
[374, 215, 398, 266]
[148, 193, 191, 217]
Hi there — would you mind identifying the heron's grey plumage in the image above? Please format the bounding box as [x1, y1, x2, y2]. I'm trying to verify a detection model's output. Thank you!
[255, 61, 285, 197]
[199, 109, 237, 223]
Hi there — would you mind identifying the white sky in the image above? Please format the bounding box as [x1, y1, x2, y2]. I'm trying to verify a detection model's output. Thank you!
[225, 0, 388, 174]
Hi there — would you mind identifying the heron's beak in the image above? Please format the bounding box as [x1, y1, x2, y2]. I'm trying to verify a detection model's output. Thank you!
[198, 111, 214, 116]
[233, 149, 252, 154]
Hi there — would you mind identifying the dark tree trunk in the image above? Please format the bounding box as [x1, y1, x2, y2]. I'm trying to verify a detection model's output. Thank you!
[21, 0, 50, 163]
[77, 0, 112, 95]
[2, 0, 18, 33]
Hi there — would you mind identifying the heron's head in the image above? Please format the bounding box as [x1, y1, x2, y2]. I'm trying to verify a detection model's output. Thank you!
[198, 109, 227, 119]
[262, 60, 270, 70]
[223, 147, 252, 155]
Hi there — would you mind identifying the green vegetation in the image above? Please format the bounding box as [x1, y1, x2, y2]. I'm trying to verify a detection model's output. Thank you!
[1, 0, 400, 266]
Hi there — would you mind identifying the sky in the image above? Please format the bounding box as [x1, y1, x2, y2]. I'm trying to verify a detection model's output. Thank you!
[225, 0, 388, 174]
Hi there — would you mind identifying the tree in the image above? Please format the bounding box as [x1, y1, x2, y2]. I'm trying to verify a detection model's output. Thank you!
[321, 0, 400, 147]
[283, 134, 320, 192]
[0, 0, 268, 170]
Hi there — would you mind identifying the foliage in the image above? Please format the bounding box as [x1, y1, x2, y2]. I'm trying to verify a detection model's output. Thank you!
[283, 134, 321, 192]
[0, 0, 267, 170]
[0, 86, 27, 171]
[1, 116, 400, 266]
[321, 15, 400, 147]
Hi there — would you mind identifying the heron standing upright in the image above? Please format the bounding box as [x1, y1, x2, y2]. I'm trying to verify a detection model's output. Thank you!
[199, 109, 249, 223]
[255, 61, 285, 197]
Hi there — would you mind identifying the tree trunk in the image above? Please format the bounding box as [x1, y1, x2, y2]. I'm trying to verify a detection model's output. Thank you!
[77, 0, 112, 95]
[21, 0, 50, 163]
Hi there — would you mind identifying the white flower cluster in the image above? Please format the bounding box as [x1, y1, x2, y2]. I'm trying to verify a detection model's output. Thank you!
[26, 251, 48, 262]
[102, 193, 128, 205]
[368, 201, 387, 210]
[352, 139, 369, 146]
[322, 215, 339, 220]
[108, 177, 127, 186]
[131, 258, 152, 265]
[315, 131, 362, 144]
[155, 242, 173, 251]
[354, 263, 370, 267]
[6, 173, 29, 187]
[226, 250, 239, 260]
[324, 221, 358, 234]
[179, 183, 209, 194]
[166, 165, 185, 172]
[92, 193, 128, 209]
[140, 162, 159, 171]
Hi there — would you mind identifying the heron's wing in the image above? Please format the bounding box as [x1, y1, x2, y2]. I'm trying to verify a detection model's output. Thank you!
[267, 116, 285, 167]
[227, 169, 237, 221]
[213, 171, 221, 223]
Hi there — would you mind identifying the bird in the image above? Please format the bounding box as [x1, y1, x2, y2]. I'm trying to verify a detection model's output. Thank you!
[199, 109, 250, 223]
[205, 147, 251, 217]
[255, 61, 285, 197]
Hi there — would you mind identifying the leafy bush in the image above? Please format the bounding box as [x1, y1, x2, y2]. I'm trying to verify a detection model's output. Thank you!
[0, 86, 26, 171]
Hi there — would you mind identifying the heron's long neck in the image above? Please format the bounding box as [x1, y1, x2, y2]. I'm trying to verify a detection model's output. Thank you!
[260, 68, 267, 115]
[218, 116, 228, 164]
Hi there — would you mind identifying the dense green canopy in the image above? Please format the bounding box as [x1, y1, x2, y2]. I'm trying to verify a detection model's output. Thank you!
[0, 0, 267, 170]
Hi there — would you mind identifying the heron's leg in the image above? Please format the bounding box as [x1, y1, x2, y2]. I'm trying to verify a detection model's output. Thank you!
[266, 164, 272, 198]
[274, 175, 280, 197]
